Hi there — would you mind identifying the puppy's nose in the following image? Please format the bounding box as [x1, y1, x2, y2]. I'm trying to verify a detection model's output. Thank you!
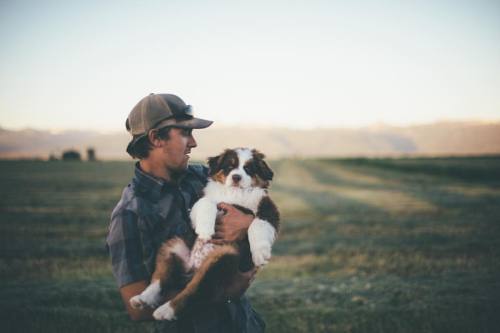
[232, 174, 242, 183]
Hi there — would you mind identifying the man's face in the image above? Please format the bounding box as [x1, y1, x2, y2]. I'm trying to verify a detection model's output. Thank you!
[161, 127, 197, 173]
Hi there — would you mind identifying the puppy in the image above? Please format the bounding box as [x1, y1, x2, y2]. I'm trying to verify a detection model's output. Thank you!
[129, 148, 280, 320]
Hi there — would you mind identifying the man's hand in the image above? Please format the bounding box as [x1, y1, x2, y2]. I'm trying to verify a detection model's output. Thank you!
[211, 202, 254, 245]
[223, 267, 258, 299]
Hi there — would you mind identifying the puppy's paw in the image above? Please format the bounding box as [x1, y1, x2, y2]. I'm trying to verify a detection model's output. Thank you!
[252, 245, 271, 267]
[130, 295, 146, 309]
[153, 302, 177, 321]
[130, 281, 162, 309]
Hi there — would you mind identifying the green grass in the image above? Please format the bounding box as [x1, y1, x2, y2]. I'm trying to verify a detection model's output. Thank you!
[1, 158, 499, 332]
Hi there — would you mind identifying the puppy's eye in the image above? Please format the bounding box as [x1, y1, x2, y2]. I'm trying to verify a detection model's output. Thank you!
[221, 157, 237, 173]
[244, 165, 254, 175]
[227, 160, 237, 170]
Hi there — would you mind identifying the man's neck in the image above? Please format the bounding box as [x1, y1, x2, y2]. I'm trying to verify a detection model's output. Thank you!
[139, 159, 171, 182]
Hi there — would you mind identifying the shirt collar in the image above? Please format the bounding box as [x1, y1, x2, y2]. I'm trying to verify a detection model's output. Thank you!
[132, 162, 191, 202]
[133, 162, 168, 202]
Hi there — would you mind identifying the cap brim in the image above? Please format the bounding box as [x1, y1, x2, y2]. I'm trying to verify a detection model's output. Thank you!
[155, 117, 213, 129]
[127, 133, 147, 147]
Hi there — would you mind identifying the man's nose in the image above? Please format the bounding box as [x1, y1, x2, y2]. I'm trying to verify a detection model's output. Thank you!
[188, 133, 197, 148]
[232, 174, 242, 183]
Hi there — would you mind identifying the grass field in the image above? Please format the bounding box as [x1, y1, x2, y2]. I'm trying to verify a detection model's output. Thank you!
[1, 157, 499, 332]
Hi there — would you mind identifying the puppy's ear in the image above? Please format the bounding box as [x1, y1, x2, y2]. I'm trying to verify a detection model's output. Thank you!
[207, 153, 223, 176]
[258, 160, 274, 181]
[207, 149, 233, 176]
[252, 149, 274, 181]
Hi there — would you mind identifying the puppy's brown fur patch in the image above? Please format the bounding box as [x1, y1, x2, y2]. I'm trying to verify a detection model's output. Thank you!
[167, 245, 240, 313]
[211, 170, 227, 184]
[153, 237, 192, 292]
[208, 149, 239, 177]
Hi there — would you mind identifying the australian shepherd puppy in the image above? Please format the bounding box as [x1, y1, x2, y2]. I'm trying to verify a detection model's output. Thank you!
[129, 148, 280, 320]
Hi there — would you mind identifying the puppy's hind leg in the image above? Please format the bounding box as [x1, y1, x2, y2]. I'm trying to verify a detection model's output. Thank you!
[153, 245, 239, 321]
[130, 237, 190, 310]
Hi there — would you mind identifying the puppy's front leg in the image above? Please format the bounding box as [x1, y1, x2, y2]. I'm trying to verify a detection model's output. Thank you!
[248, 218, 276, 266]
[249, 196, 280, 266]
[190, 197, 218, 240]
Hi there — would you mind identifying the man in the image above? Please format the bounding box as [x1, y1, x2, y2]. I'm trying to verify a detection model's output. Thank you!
[106, 93, 266, 332]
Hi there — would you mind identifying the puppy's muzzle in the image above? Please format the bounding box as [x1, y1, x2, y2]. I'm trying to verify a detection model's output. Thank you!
[232, 174, 242, 184]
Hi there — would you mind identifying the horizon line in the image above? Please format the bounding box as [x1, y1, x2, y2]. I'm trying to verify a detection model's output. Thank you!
[2, 118, 500, 134]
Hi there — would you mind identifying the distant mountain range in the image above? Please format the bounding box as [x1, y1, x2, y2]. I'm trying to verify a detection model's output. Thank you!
[1, 121, 499, 160]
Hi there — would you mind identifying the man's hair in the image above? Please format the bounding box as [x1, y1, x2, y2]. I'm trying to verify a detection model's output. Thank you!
[126, 126, 172, 159]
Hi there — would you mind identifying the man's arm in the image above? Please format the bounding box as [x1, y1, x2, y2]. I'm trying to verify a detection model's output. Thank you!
[223, 267, 258, 299]
[107, 210, 158, 321]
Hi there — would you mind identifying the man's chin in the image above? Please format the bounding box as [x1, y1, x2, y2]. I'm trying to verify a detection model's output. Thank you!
[169, 163, 189, 177]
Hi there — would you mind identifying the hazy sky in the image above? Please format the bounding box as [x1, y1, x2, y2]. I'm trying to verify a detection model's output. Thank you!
[1, 0, 499, 131]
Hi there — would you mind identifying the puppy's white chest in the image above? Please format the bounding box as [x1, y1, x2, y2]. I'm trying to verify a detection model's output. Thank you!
[204, 181, 266, 212]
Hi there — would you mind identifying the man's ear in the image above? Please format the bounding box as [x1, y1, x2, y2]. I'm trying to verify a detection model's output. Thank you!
[147, 130, 162, 148]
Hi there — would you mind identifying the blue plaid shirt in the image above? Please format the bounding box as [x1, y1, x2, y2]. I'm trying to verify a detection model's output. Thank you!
[106, 163, 265, 333]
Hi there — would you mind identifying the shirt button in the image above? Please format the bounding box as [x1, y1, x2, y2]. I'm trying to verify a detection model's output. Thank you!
[227, 299, 232, 304]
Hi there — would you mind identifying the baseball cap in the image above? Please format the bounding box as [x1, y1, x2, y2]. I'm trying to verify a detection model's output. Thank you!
[126, 93, 213, 139]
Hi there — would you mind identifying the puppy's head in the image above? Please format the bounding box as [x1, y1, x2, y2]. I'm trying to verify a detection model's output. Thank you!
[207, 148, 274, 189]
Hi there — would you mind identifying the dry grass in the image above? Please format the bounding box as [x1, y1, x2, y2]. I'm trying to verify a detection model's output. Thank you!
[1, 158, 499, 332]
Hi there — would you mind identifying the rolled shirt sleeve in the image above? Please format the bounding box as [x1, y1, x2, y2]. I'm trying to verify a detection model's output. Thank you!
[106, 209, 148, 288]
